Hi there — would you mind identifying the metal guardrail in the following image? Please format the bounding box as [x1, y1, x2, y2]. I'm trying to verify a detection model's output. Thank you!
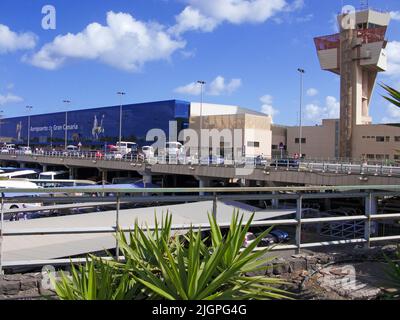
[1, 185, 400, 271]
[1, 150, 400, 177]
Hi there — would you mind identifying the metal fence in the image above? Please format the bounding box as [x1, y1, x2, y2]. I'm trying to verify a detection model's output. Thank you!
[2, 150, 400, 177]
[1, 185, 400, 272]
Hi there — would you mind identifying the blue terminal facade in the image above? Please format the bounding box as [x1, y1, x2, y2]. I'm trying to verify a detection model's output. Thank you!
[0, 100, 190, 149]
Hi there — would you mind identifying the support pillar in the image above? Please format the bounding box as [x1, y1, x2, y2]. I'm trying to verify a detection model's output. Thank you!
[198, 177, 210, 196]
[42, 165, 48, 172]
[69, 168, 75, 180]
[271, 191, 279, 209]
[20, 163, 26, 169]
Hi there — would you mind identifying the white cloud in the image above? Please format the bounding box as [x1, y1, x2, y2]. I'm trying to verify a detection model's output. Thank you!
[174, 76, 242, 96]
[381, 104, 400, 123]
[306, 88, 318, 97]
[26, 11, 185, 71]
[386, 41, 400, 77]
[304, 96, 340, 123]
[170, 6, 218, 35]
[208, 76, 241, 96]
[260, 94, 279, 118]
[174, 81, 202, 95]
[0, 93, 23, 105]
[390, 11, 400, 21]
[172, 0, 300, 34]
[0, 24, 37, 53]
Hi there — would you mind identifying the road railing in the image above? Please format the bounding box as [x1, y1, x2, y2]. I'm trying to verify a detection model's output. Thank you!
[1, 185, 400, 271]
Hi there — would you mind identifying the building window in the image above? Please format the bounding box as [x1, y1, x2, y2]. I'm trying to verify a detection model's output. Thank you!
[376, 154, 384, 160]
[295, 138, 306, 144]
[272, 145, 278, 150]
[395, 136, 400, 142]
[247, 141, 260, 148]
[386, 136, 390, 142]
[367, 154, 375, 159]
[395, 155, 400, 160]
[376, 136, 385, 142]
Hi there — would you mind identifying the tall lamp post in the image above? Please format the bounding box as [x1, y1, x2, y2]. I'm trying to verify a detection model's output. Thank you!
[0, 110, 4, 145]
[63, 100, 71, 150]
[26, 106, 33, 149]
[117, 92, 126, 148]
[297, 68, 305, 158]
[197, 81, 206, 156]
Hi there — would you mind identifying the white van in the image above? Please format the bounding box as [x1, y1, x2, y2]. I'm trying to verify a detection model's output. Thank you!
[165, 142, 184, 157]
[116, 142, 138, 156]
[16, 146, 32, 155]
[142, 146, 154, 158]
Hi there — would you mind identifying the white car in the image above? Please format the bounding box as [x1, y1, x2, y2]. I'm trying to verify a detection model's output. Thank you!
[105, 152, 123, 160]
[142, 146, 154, 159]
[242, 232, 257, 248]
[1, 148, 10, 154]
[16, 146, 32, 155]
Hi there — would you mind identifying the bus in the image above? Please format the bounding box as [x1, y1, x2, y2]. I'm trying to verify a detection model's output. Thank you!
[0, 180, 44, 220]
[0, 169, 40, 179]
[39, 171, 69, 180]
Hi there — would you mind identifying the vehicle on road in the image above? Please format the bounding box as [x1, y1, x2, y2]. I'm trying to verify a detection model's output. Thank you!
[270, 159, 300, 168]
[39, 171, 69, 181]
[243, 232, 257, 248]
[0, 180, 44, 220]
[200, 155, 225, 165]
[105, 151, 123, 160]
[142, 146, 154, 158]
[16, 146, 32, 155]
[0, 169, 40, 179]
[116, 142, 138, 156]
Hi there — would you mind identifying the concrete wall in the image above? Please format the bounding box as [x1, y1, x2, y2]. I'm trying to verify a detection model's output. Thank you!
[285, 119, 400, 161]
[287, 119, 338, 159]
[189, 113, 272, 158]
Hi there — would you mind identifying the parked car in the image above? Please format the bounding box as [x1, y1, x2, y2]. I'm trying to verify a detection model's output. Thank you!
[16, 146, 32, 155]
[64, 145, 80, 156]
[1, 147, 10, 154]
[142, 146, 154, 159]
[270, 159, 300, 168]
[270, 230, 290, 243]
[105, 151, 123, 160]
[242, 232, 257, 248]
[200, 155, 225, 165]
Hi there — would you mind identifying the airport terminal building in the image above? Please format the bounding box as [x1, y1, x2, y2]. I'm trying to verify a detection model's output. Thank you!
[0, 99, 273, 157]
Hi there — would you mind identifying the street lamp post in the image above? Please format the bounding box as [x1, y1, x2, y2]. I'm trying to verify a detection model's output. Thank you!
[63, 100, 71, 150]
[0, 111, 4, 145]
[297, 68, 305, 158]
[26, 106, 33, 149]
[117, 92, 126, 149]
[197, 81, 206, 156]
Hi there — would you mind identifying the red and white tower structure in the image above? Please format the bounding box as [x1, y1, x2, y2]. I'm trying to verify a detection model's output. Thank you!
[314, 7, 391, 159]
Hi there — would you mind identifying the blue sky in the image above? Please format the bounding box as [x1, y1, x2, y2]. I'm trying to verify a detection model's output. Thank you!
[0, 0, 399, 125]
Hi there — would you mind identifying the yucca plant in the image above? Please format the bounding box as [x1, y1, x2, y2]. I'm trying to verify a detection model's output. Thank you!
[52, 258, 143, 300]
[383, 246, 400, 298]
[381, 83, 400, 108]
[53, 211, 292, 300]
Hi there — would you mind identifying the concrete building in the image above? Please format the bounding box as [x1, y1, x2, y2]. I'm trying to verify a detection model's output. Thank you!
[189, 102, 272, 158]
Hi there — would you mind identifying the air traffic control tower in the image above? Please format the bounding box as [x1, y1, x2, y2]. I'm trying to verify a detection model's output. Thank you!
[314, 8, 391, 159]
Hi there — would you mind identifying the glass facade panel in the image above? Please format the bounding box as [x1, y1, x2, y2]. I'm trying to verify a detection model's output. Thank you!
[0, 100, 190, 149]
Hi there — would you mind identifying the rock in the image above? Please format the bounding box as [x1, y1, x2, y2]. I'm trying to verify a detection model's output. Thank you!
[21, 279, 38, 292]
[0, 281, 20, 296]
[289, 258, 307, 273]
[273, 259, 290, 275]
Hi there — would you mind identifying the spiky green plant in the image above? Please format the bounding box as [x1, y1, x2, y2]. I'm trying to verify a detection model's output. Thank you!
[381, 83, 400, 108]
[385, 245, 400, 300]
[52, 258, 143, 300]
[53, 212, 292, 300]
